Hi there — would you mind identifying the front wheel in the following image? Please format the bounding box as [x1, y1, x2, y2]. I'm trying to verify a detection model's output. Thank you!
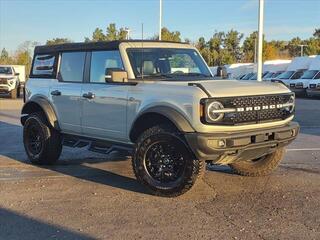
[10, 87, 17, 99]
[132, 125, 204, 197]
[229, 147, 285, 177]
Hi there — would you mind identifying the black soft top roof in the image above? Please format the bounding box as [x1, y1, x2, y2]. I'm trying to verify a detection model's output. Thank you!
[34, 40, 188, 54]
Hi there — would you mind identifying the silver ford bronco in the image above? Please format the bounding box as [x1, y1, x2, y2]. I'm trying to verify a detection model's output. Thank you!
[21, 41, 299, 197]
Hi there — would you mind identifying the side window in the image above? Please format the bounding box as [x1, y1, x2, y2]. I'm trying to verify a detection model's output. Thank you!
[59, 52, 86, 82]
[90, 51, 124, 83]
[32, 54, 56, 77]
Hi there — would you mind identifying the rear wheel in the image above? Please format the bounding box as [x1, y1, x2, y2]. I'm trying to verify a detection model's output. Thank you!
[132, 124, 204, 197]
[229, 148, 285, 176]
[10, 87, 17, 99]
[23, 112, 62, 165]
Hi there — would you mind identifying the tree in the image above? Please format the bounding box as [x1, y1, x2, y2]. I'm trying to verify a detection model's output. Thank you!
[92, 28, 106, 42]
[242, 31, 258, 62]
[223, 29, 244, 63]
[313, 28, 320, 39]
[305, 37, 320, 55]
[152, 27, 181, 42]
[86, 23, 128, 42]
[288, 37, 303, 57]
[0, 48, 13, 64]
[46, 38, 72, 45]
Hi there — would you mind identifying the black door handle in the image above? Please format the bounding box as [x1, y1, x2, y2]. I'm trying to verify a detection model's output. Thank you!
[51, 90, 61, 96]
[82, 92, 95, 99]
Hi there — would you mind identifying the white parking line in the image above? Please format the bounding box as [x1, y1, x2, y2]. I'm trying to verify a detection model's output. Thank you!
[287, 148, 320, 151]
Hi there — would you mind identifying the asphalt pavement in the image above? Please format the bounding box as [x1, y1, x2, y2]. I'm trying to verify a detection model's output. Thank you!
[0, 96, 319, 240]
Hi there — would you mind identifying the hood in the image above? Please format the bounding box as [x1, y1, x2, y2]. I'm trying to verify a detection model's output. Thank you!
[189, 80, 291, 97]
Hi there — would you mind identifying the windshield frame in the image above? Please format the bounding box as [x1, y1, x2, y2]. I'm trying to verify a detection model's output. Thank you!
[126, 47, 212, 81]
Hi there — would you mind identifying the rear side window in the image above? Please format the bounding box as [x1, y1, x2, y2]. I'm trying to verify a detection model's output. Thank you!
[32, 54, 56, 77]
[59, 52, 86, 82]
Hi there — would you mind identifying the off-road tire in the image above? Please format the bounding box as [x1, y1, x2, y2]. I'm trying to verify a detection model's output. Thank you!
[132, 124, 204, 197]
[10, 88, 17, 99]
[229, 147, 285, 177]
[17, 84, 21, 98]
[23, 112, 62, 165]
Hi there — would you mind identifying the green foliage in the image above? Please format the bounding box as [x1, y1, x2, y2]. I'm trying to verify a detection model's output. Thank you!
[313, 28, 320, 39]
[152, 27, 181, 42]
[87, 23, 129, 42]
[46, 38, 72, 45]
[0, 48, 13, 64]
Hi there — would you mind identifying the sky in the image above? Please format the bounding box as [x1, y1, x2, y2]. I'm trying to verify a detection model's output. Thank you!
[0, 0, 319, 53]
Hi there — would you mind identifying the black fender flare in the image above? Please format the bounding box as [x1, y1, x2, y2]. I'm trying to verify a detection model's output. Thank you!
[129, 106, 195, 141]
[21, 96, 60, 130]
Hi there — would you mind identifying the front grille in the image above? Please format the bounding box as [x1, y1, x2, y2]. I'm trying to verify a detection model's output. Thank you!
[211, 94, 294, 125]
[0, 78, 8, 84]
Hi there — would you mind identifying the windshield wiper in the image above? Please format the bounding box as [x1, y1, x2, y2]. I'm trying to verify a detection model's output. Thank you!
[141, 73, 174, 79]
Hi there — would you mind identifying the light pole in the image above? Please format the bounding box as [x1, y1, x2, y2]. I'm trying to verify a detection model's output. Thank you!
[257, 0, 264, 82]
[159, 0, 162, 40]
[298, 44, 307, 56]
[124, 27, 131, 40]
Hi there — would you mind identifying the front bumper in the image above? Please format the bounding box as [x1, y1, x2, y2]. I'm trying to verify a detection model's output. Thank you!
[290, 87, 306, 96]
[0, 85, 10, 93]
[185, 122, 299, 164]
[306, 89, 320, 97]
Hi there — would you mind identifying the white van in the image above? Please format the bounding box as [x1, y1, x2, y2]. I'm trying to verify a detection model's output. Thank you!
[271, 56, 315, 86]
[306, 73, 320, 97]
[291, 56, 320, 96]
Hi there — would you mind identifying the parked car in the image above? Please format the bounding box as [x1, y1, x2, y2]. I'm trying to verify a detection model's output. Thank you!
[21, 40, 299, 197]
[0, 65, 21, 98]
[307, 76, 320, 98]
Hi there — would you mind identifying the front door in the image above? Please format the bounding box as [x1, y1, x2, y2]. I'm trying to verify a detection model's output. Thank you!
[81, 50, 128, 142]
[50, 51, 86, 134]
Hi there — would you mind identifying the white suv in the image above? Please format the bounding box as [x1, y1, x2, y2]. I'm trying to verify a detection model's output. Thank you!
[21, 41, 299, 197]
[0, 65, 21, 98]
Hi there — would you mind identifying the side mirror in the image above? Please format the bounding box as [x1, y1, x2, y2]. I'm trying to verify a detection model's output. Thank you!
[108, 70, 128, 83]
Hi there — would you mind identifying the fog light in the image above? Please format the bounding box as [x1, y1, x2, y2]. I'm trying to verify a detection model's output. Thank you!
[218, 140, 226, 148]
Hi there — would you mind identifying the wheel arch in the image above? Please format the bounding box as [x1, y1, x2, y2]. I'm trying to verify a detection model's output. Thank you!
[129, 106, 195, 143]
[21, 96, 60, 130]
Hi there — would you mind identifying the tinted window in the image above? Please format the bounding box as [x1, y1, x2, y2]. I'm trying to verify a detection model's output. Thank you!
[90, 51, 123, 83]
[32, 54, 56, 77]
[291, 71, 304, 79]
[278, 71, 294, 79]
[59, 52, 85, 82]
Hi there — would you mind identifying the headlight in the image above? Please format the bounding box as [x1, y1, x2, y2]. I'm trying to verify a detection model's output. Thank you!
[206, 101, 224, 122]
[295, 82, 303, 89]
[284, 94, 295, 113]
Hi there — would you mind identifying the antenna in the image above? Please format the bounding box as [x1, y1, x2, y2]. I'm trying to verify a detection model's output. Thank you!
[141, 23, 144, 80]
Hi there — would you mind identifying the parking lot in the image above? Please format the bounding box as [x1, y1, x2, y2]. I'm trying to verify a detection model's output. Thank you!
[0, 97, 319, 240]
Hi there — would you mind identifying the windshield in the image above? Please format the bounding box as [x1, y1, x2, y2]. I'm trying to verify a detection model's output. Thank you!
[0, 67, 13, 75]
[301, 70, 319, 79]
[242, 73, 254, 80]
[264, 72, 274, 78]
[127, 48, 212, 80]
[278, 71, 294, 79]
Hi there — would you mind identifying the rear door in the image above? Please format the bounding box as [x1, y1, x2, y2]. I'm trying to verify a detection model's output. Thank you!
[50, 51, 85, 134]
[81, 50, 128, 141]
